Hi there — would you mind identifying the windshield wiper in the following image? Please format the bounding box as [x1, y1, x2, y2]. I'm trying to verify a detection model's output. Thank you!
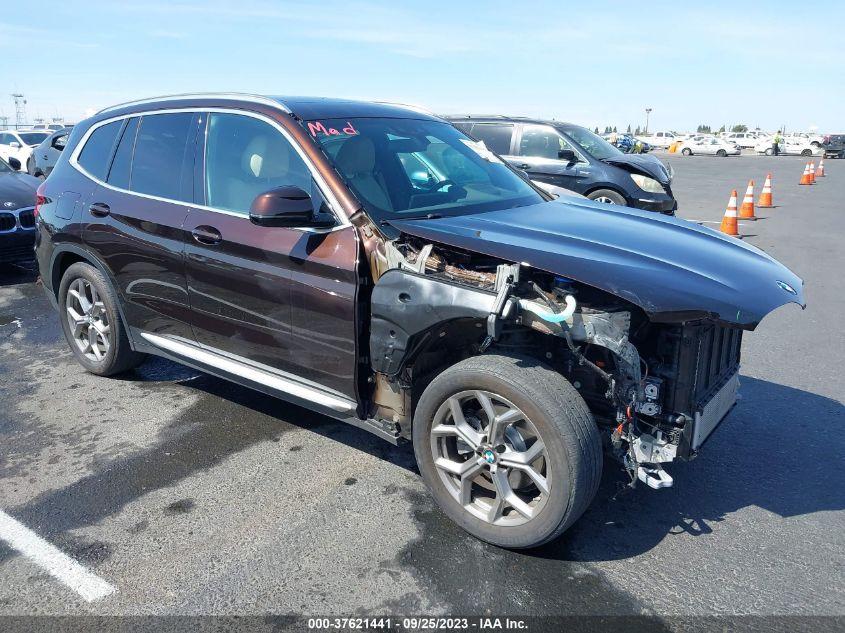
[380, 213, 442, 225]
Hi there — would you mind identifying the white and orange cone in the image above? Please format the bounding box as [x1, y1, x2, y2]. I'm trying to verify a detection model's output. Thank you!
[720, 190, 739, 236]
[816, 158, 826, 177]
[739, 180, 756, 220]
[799, 163, 813, 185]
[808, 161, 816, 183]
[758, 173, 774, 208]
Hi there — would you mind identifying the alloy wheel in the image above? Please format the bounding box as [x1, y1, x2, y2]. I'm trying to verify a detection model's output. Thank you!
[430, 390, 550, 526]
[593, 196, 616, 204]
[65, 277, 111, 362]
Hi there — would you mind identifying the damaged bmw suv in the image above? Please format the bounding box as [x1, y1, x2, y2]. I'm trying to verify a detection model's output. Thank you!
[35, 95, 804, 548]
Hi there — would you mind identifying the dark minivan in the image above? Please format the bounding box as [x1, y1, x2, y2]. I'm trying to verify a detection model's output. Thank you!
[447, 116, 677, 214]
[36, 94, 803, 548]
[822, 134, 845, 159]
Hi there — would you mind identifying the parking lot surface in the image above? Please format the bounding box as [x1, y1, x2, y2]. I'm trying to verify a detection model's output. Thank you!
[0, 155, 843, 621]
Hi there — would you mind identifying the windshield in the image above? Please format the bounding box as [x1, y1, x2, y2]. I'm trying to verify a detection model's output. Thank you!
[307, 118, 543, 223]
[19, 132, 49, 146]
[562, 126, 623, 161]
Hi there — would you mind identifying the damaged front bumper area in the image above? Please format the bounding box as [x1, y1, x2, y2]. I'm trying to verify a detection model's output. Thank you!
[366, 232, 772, 492]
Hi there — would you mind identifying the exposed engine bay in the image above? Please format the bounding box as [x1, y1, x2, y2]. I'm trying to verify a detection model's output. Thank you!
[356, 219, 743, 491]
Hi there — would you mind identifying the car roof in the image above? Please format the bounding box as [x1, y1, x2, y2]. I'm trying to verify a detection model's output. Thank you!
[444, 115, 582, 130]
[94, 93, 440, 122]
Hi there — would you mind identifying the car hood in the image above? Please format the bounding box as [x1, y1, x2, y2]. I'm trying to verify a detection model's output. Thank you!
[0, 172, 39, 209]
[389, 201, 804, 329]
[601, 153, 671, 184]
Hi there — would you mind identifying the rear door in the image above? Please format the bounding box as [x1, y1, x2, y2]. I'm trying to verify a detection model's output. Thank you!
[79, 111, 199, 340]
[512, 124, 587, 191]
[183, 111, 359, 400]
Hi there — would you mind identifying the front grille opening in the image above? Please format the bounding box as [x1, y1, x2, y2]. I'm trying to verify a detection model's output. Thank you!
[18, 209, 35, 228]
[0, 213, 16, 231]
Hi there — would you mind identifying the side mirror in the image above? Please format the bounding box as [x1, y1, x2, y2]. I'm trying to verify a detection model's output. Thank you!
[9, 141, 21, 149]
[52, 138, 67, 151]
[249, 186, 334, 228]
[558, 149, 577, 163]
[7, 157, 21, 171]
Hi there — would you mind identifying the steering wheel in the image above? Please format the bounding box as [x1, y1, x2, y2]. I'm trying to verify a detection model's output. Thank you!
[423, 178, 457, 192]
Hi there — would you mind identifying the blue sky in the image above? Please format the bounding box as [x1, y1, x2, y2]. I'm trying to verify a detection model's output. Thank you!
[1, 0, 843, 132]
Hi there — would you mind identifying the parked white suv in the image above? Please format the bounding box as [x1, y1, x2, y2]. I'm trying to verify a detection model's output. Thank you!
[784, 132, 824, 148]
[0, 130, 51, 168]
[725, 132, 759, 149]
[636, 131, 679, 149]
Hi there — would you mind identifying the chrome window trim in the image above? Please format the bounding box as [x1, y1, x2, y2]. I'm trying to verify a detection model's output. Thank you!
[96, 93, 290, 116]
[69, 107, 351, 231]
[139, 332, 356, 413]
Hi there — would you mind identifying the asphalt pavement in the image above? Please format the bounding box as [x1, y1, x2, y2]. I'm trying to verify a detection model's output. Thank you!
[0, 154, 842, 627]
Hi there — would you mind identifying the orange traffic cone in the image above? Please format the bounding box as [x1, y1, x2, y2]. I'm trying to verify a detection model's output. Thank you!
[739, 180, 756, 219]
[720, 190, 739, 236]
[816, 158, 825, 177]
[808, 161, 816, 183]
[799, 163, 813, 185]
[758, 173, 774, 208]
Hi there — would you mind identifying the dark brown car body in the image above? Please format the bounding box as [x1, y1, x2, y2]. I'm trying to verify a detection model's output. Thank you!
[35, 93, 803, 472]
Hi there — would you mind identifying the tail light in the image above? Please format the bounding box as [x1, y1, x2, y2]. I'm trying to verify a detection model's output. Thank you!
[34, 182, 46, 218]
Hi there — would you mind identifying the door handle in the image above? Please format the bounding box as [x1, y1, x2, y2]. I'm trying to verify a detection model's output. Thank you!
[191, 225, 222, 246]
[89, 202, 110, 217]
[516, 163, 532, 170]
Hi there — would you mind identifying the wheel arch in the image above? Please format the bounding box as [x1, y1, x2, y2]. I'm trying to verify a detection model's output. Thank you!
[49, 245, 139, 350]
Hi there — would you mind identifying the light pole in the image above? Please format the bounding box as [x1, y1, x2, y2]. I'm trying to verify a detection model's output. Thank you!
[645, 108, 652, 134]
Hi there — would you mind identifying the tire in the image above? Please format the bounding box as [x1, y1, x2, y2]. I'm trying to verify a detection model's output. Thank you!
[716, 149, 727, 157]
[681, 148, 693, 156]
[586, 189, 626, 205]
[801, 149, 812, 157]
[58, 262, 145, 376]
[413, 354, 602, 549]
[764, 148, 773, 156]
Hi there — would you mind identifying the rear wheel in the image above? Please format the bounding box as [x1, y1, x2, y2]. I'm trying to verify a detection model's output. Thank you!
[801, 149, 812, 157]
[58, 262, 145, 376]
[587, 189, 626, 205]
[681, 147, 693, 156]
[413, 354, 602, 549]
[764, 148, 773, 156]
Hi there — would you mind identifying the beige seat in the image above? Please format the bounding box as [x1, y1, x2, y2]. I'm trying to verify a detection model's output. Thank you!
[223, 135, 293, 212]
[334, 136, 392, 211]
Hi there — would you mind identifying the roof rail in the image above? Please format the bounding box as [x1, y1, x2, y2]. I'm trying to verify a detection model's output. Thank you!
[96, 93, 291, 115]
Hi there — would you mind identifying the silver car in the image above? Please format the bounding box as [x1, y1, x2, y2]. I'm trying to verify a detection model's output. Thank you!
[27, 129, 69, 178]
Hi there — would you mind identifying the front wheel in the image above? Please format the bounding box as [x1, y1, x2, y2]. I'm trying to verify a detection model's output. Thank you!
[716, 149, 727, 157]
[413, 354, 602, 549]
[681, 147, 693, 156]
[764, 148, 773, 156]
[587, 189, 626, 205]
[801, 149, 812, 157]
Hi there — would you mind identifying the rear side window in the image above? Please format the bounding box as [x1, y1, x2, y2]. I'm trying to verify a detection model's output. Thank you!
[77, 121, 122, 180]
[469, 123, 514, 155]
[107, 117, 139, 190]
[130, 113, 194, 202]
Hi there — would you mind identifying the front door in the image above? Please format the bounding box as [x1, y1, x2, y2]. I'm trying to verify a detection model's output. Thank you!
[514, 124, 588, 192]
[184, 111, 359, 400]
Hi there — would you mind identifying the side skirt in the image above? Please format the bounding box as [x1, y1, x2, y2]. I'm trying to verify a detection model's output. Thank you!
[134, 330, 402, 445]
